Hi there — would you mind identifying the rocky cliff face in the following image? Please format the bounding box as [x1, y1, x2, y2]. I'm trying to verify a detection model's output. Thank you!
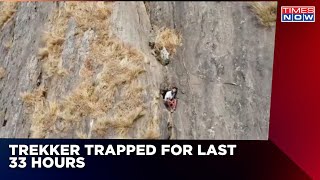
[0, 2, 275, 139]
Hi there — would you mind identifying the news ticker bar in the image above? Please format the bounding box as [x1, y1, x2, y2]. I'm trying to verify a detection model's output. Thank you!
[8, 143, 236, 169]
[0, 140, 310, 179]
[0, 140, 247, 169]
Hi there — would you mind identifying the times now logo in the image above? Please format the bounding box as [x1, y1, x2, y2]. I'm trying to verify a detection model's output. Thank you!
[281, 6, 315, 22]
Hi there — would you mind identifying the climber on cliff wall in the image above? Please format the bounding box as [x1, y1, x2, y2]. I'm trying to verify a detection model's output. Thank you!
[162, 87, 178, 113]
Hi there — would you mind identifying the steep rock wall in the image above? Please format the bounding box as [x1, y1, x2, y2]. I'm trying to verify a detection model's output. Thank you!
[147, 2, 275, 139]
[0, 2, 275, 139]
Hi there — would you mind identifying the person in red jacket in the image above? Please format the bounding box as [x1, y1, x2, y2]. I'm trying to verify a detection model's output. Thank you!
[163, 87, 178, 113]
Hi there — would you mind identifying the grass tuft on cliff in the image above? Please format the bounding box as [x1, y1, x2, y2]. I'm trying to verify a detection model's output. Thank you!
[0, 2, 17, 28]
[0, 67, 6, 79]
[142, 117, 160, 139]
[250, 2, 277, 27]
[155, 27, 182, 55]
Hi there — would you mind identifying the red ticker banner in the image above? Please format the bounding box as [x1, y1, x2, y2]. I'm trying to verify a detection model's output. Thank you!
[270, 0, 320, 179]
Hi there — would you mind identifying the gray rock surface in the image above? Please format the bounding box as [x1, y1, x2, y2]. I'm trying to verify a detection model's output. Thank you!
[0, 2, 55, 137]
[147, 2, 275, 139]
[0, 2, 275, 139]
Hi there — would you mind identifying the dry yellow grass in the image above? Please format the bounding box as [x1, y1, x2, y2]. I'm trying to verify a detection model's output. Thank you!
[140, 91, 161, 139]
[154, 27, 182, 55]
[142, 117, 160, 139]
[20, 85, 47, 107]
[92, 82, 145, 137]
[29, 101, 59, 138]
[39, 2, 112, 78]
[21, 86, 59, 138]
[37, 48, 49, 59]
[76, 130, 89, 139]
[0, 2, 17, 28]
[250, 2, 277, 27]
[0, 67, 6, 79]
[39, 7, 69, 78]
[63, 2, 111, 35]
[23, 2, 154, 139]
[3, 38, 13, 49]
